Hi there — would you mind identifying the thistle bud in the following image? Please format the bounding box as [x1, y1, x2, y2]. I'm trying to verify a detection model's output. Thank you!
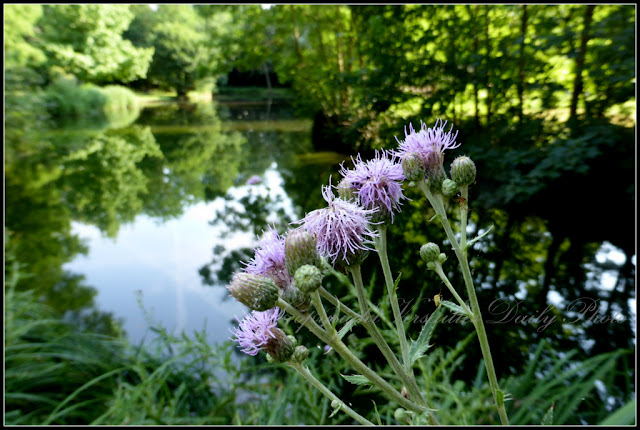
[401, 153, 426, 182]
[450, 155, 476, 186]
[292, 345, 310, 363]
[294, 264, 323, 293]
[337, 177, 357, 201]
[281, 286, 312, 312]
[263, 328, 296, 363]
[442, 178, 459, 197]
[285, 230, 323, 276]
[420, 243, 441, 263]
[227, 272, 279, 311]
[318, 256, 332, 275]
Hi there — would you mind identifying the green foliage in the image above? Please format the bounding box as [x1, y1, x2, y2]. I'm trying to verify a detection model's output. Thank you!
[4, 262, 126, 425]
[599, 399, 636, 426]
[408, 303, 445, 365]
[38, 5, 154, 83]
[4, 4, 47, 69]
[44, 75, 140, 121]
[125, 5, 223, 97]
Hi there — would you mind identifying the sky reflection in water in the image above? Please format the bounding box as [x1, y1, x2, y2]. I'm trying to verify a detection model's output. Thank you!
[65, 164, 296, 347]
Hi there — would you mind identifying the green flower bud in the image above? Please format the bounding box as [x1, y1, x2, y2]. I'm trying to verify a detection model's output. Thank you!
[264, 328, 296, 363]
[442, 178, 459, 197]
[402, 153, 426, 182]
[438, 253, 447, 264]
[294, 264, 323, 293]
[420, 242, 441, 263]
[450, 155, 476, 186]
[318, 256, 332, 275]
[337, 177, 357, 201]
[285, 230, 323, 276]
[292, 345, 309, 363]
[227, 272, 278, 311]
[426, 261, 436, 271]
[281, 286, 312, 312]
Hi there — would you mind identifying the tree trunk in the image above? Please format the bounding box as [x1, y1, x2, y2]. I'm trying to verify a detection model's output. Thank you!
[262, 62, 272, 95]
[517, 5, 528, 124]
[569, 5, 595, 123]
[491, 214, 514, 292]
[290, 6, 304, 63]
[538, 233, 563, 310]
[467, 5, 480, 129]
[484, 5, 493, 130]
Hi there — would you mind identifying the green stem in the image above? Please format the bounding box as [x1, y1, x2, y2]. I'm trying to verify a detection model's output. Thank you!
[276, 298, 427, 414]
[288, 361, 375, 426]
[419, 181, 509, 425]
[374, 226, 411, 372]
[460, 185, 469, 251]
[318, 286, 362, 322]
[349, 266, 439, 425]
[311, 290, 333, 332]
[433, 263, 474, 318]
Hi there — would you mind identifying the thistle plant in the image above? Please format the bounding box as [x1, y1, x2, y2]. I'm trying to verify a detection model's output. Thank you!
[225, 119, 510, 425]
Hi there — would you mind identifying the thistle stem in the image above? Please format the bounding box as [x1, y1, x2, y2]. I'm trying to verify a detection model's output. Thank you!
[349, 266, 439, 425]
[287, 361, 375, 426]
[418, 181, 509, 425]
[460, 185, 469, 251]
[318, 286, 362, 321]
[311, 290, 333, 332]
[276, 298, 427, 414]
[433, 263, 473, 318]
[374, 226, 412, 373]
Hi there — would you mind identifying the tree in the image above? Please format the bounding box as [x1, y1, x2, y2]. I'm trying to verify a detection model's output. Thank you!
[4, 4, 47, 69]
[38, 5, 153, 84]
[125, 5, 218, 97]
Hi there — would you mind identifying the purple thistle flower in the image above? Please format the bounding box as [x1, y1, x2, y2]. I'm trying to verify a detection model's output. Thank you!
[394, 119, 460, 179]
[245, 226, 293, 290]
[230, 307, 283, 356]
[339, 150, 407, 223]
[294, 181, 378, 266]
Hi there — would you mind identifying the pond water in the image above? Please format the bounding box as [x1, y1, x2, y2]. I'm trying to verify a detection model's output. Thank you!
[6, 96, 340, 347]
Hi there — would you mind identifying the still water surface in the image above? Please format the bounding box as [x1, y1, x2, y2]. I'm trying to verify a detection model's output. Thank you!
[50, 99, 327, 347]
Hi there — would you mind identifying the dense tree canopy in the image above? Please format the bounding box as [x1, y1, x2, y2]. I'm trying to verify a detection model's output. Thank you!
[38, 5, 154, 84]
